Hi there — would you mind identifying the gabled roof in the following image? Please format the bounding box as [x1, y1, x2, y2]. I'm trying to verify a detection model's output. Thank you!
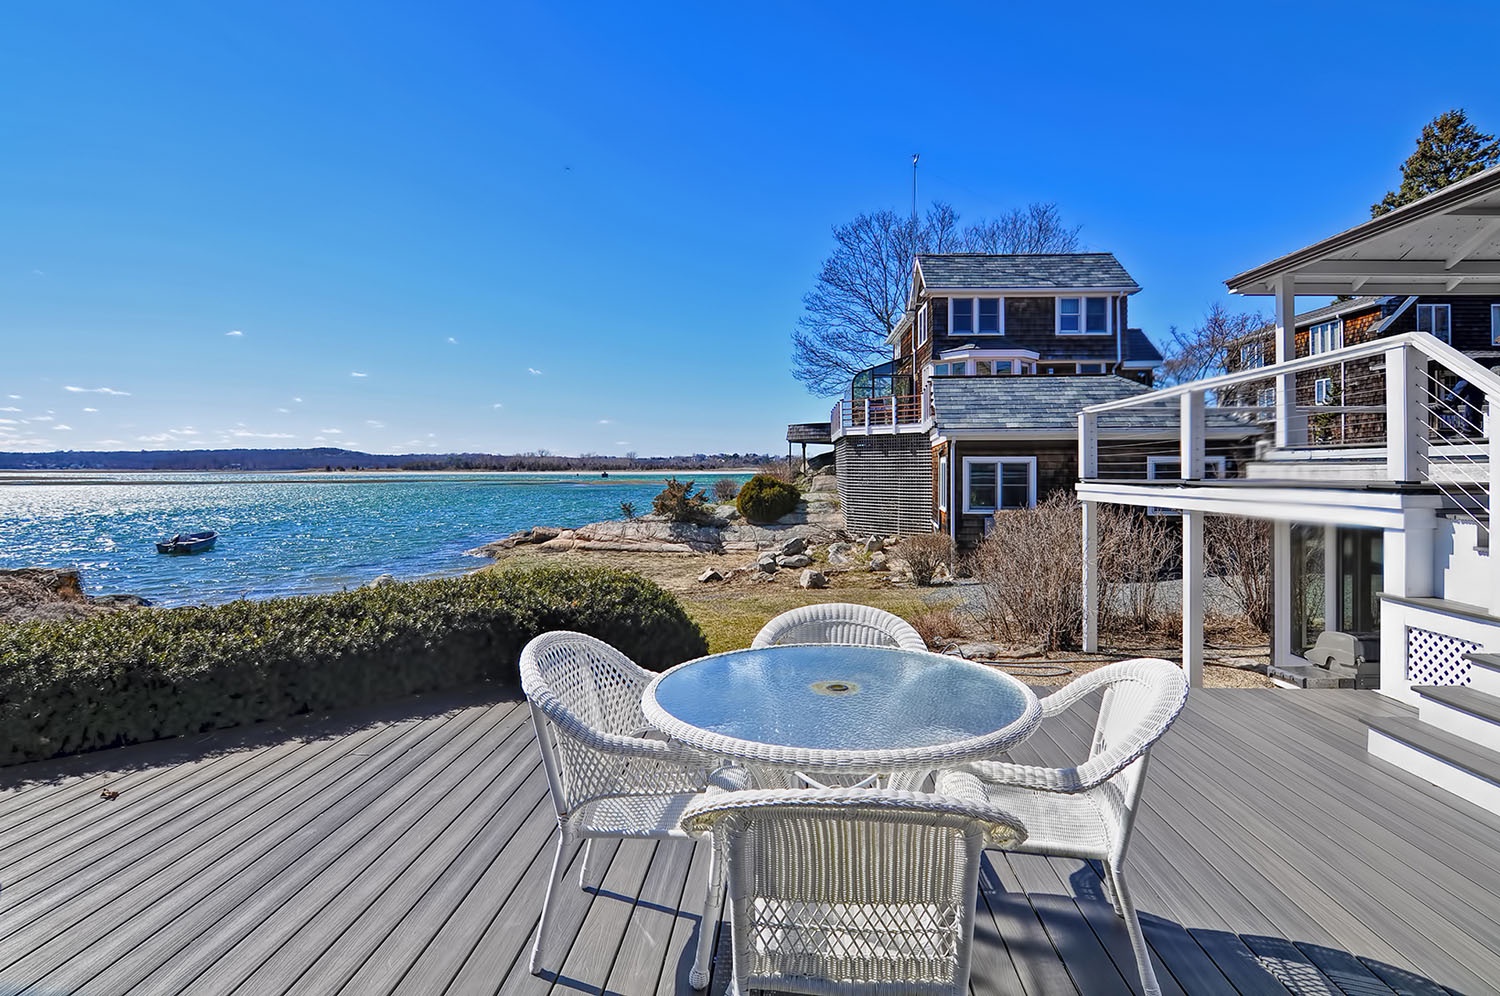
[929, 375, 1152, 433]
[915, 253, 1141, 293]
[1290, 295, 1386, 328]
[1124, 328, 1163, 366]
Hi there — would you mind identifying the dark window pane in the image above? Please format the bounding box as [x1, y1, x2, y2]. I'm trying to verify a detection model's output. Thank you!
[952, 298, 973, 333]
[978, 298, 1000, 333]
[1085, 298, 1108, 333]
[1000, 463, 1030, 508]
[968, 462, 996, 509]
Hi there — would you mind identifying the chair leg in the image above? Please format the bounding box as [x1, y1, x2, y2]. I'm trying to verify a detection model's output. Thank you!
[1112, 865, 1161, 996]
[530, 828, 574, 976]
[689, 839, 724, 990]
[1101, 860, 1124, 916]
[579, 838, 603, 890]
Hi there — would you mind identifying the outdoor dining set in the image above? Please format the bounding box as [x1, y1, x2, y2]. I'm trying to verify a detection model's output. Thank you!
[519, 602, 1189, 996]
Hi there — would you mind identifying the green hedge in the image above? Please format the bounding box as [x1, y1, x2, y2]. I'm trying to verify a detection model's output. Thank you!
[0, 564, 706, 767]
[736, 474, 801, 523]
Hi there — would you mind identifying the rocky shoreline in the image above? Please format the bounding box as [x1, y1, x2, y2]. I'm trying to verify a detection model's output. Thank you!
[0, 568, 152, 623]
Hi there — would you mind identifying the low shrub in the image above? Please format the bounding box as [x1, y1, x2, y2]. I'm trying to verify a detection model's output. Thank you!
[736, 474, 801, 523]
[966, 493, 1083, 652]
[898, 533, 953, 586]
[652, 477, 714, 523]
[712, 477, 740, 502]
[908, 605, 965, 650]
[0, 564, 705, 767]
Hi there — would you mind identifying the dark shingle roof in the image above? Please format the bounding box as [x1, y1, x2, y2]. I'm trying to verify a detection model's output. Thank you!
[930, 376, 1152, 433]
[917, 253, 1140, 292]
[930, 375, 1258, 436]
[1294, 296, 1384, 328]
[1125, 328, 1163, 365]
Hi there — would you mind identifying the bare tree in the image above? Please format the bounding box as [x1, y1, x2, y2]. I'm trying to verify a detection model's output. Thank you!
[962, 203, 1081, 254]
[1159, 302, 1268, 387]
[792, 200, 1080, 397]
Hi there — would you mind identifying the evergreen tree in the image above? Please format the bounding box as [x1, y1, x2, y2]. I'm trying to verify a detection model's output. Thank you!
[1372, 109, 1500, 217]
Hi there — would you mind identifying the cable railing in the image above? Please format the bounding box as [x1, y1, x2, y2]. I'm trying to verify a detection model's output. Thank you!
[1079, 331, 1499, 534]
[829, 393, 928, 440]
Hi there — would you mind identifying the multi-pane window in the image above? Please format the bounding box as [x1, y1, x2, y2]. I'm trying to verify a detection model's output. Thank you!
[978, 298, 1001, 334]
[1057, 297, 1110, 334]
[1315, 377, 1333, 405]
[1308, 320, 1342, 355]
[1240, 341, 1264, 369]
[1417, 303, 1451, 343]
[916, 304, 929, 347]
[963, 458, 1035, 513]
[1257, 386, 1275, 412]
[951, 298, 974, 334]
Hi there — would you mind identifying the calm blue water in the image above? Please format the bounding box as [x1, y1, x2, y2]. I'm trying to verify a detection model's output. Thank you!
[0, 471, 744, 606]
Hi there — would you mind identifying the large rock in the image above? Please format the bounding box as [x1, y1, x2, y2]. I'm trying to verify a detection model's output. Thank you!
[777, 554, 812, 569]
[756, 553, 779, 574]
[862, 536, 885, 554]
[826, 542, 856, 567]
[0, 568, 148, 623]
[552, 518, 726, 554]
[779, 536, 808, 557]
[466, 526, 562, 556]
[698, 568, 725, 583]
[799, 569, 828, 589]
[868, 552, 889, 572]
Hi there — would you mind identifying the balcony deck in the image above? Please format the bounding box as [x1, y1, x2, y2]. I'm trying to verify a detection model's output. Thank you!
[1, 685, 1496, 995]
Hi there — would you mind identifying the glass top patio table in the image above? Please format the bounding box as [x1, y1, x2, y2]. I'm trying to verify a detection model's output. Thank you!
[642, 644, 1041, 774]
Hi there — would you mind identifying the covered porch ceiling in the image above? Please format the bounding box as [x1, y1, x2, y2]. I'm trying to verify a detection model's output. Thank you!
[1226, 166, 1500, 297]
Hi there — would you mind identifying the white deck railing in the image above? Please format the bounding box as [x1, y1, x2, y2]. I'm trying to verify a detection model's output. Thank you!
[829, 393, 929, 441]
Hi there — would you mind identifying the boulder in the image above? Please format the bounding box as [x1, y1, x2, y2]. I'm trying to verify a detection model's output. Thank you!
[777, 554, 812, 569]
[868, 552, 889, 572]
[697, 568, 725, 583]
[756, 553, 779, 574]
[367, 574, 397, 587]
[779, 536, 808, 557]
[826, 542, 857, 567]
[87, 593, 153, 609]
[863, 536, 885, 553]
[799, 569, 828, 589]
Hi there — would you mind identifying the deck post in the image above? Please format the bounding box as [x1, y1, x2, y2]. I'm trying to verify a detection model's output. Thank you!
[1182, 509, 1205, 687]
[1273, 520, 1293, 668]
[1385, 342, 1428, 482]
[1082, 499, 1099, 653]
[1078, 411, 1098, 480]
[1180, 392, 1205, 479]
[1273, 277, 1305, 447]
[1492, 413, 1500, 614]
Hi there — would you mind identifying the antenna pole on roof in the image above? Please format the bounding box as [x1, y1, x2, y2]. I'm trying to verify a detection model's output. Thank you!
[911, 153, 919, 223]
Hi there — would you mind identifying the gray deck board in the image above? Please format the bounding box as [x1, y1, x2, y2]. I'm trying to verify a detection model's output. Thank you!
[1, 685, 1497, 996]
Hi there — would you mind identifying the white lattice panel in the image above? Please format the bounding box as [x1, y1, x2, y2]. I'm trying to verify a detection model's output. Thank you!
[1407, 626, 1477, 685]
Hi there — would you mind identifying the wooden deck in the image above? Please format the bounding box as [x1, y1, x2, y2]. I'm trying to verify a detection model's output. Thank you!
[2, 685, 1497, 995]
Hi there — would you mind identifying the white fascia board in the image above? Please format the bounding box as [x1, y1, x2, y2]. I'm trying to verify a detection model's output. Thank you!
[926, 286, 1137, 297]
[1075, 481, 1441, 528]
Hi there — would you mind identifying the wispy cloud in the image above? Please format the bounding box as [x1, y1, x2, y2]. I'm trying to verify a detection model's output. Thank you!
[95, 439, 124, 446]
[527, 368, 543, 376]
[0, 418, 17, 425]
[28, 415, 54, 422]
[598, 418, 613, 425]
[7, 394, 20, 400]
[53, 424, 72, 431]
[320, 428, 343, 434]
[136, 427, 199, 442]
[0, 407, 18, 413]
[82, 407, 98, 413]
[365, 419, 384, 428]
[65, 386, 131, 396]
[293, 397, 304, 403]
[350, 372, 368, 378]
[615, 441, 631, 448]
[446, 336, 457, 344]
[275, 407, 290, 414]
[491, 402, 504, 409]
[229, 429, 295, 439]
[226, 329, 243, 337]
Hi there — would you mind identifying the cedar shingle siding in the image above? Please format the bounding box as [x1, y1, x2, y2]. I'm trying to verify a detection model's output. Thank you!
[836, 434, 933, 537]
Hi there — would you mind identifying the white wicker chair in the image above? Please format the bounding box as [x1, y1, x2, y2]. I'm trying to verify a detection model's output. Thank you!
[681, 773, 1027, 996]
[750, 602, 927, 651]
[938, 657, 1188, 996]
[520, 631, 723, 984]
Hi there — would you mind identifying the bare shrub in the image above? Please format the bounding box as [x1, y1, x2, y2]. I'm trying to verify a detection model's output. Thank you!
[899, 533, 953, 586]
[966, 493, 1082, 652]
[1096, 505, 1178, 632]
[1206, 515, 1272, 632]
[908, 604, 966, 650]
[713, 477, 740, 502]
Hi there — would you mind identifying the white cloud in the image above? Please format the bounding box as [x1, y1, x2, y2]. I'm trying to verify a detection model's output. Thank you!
[615, 441, 630, 447]
[0, 418, 16, 424]
[7, 394, 20, 399]
[275, 407, 290, 414]
[527, 368, 543, 376]
[365, 420, 384, 428]
[597, 418, 613, 425]
[350, 372, 367, 378]
[53, 424, 72, 431]
[82, 407, 97, 413]
[320, 428, 343, 434]
[64, 386, 131, 396]
[293, 397, 303, 403]
[229, 429, 295, 439]
[0, 406, 19, 412]
[446, 336, 457, 344]
[491, 402, 504, 409]
[30, 269, 44, 277]
[226, 330, 243, 337]
[95, 439, 124, 446]
[28, 415, 54, 422]
[426, 432, 436, 438]
[136, 433, 175, 443]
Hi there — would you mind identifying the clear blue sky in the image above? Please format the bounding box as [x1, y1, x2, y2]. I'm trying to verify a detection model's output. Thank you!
[3, 1, 1498, 457]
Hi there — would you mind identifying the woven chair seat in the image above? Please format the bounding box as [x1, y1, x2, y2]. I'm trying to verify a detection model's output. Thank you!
[569, 791, 702, 839]
[935, 774, 1114, 859]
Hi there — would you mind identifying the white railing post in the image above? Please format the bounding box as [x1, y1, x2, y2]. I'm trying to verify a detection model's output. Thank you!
[1491, 401, 1500, 614]
[1180, 392, 1205, 479]
[1082, 499, 1099, 653]
[1078, 411, 1098, 480]
[862, 398, 870, 435]
[1273, 276, 1306, 447]
[1272, 521, 1292, 669]
[1385, 343, 1428, 482]
[1182, 509, 1205, 687]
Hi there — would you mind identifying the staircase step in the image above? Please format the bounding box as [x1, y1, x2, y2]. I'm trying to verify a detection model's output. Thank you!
[1467, 653, 1500, 697]
[1412, 685, 1500, 751]
[1368, 716, 1500, 816]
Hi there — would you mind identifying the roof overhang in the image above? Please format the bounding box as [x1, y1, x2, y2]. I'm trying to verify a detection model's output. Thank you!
[922, 285, 1138, 296]
[1226, 166, 1500, 297]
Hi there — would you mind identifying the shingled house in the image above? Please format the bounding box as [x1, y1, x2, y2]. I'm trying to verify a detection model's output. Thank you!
[828, 253, 1256, 546]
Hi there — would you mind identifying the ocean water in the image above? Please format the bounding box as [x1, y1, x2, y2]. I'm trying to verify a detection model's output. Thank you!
[0, 471, 745, 606]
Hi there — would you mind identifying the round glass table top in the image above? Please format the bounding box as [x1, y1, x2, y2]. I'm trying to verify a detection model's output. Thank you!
[643, 644, 1038, 766]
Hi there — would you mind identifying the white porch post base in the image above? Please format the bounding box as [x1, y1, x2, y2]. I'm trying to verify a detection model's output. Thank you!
[1082, 499, 1099, 653]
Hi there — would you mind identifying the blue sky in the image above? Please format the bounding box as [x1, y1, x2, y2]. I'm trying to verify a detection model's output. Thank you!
[3, 1, 1498, 456]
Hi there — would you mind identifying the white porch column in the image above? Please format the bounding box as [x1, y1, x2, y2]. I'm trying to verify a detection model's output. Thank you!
[1323, 523, 1339, 634]
[1385, 342, 1429, 482]
[1182, 509, 1205, 687]
[1492, 417, 1500, 615]
[1380, 507, 1437, 694]
[1078, 411, 1098, 480]
[1180, 392, 1205, 479]
[1082, 499, 1099, 653]
[1273, 520, 1293, 667]
[1273, 277, 1306, 447]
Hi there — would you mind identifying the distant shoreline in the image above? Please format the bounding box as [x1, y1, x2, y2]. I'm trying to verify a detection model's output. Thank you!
[0, 468, 766, 485]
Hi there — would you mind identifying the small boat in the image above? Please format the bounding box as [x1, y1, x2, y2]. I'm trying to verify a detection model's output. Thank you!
[156, 530, 217, 555]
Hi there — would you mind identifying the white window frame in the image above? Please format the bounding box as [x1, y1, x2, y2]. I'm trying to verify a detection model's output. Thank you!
[1308, 320, 1342, 356]
[1240, 341, 1264, 369]
[961, 456, 1037, 514]
[975, 297, 1002, 335]
[1417, 303, 1451, 344]
[1057, 296, 1111, 335]
[1147, 454, 1227, 515]
[950, 297, 974, 335]
[916, 304, 929, 347]
[937, 455, 949, 512]
[1314, 377, 1333, 405]
[1491, 303, 1500, 346]
[1256, 386, 1275, 413]
[1077, 362, 1106, 374]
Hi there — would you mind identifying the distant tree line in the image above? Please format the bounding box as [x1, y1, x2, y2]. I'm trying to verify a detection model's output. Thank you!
[0, 448, 779, 473]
